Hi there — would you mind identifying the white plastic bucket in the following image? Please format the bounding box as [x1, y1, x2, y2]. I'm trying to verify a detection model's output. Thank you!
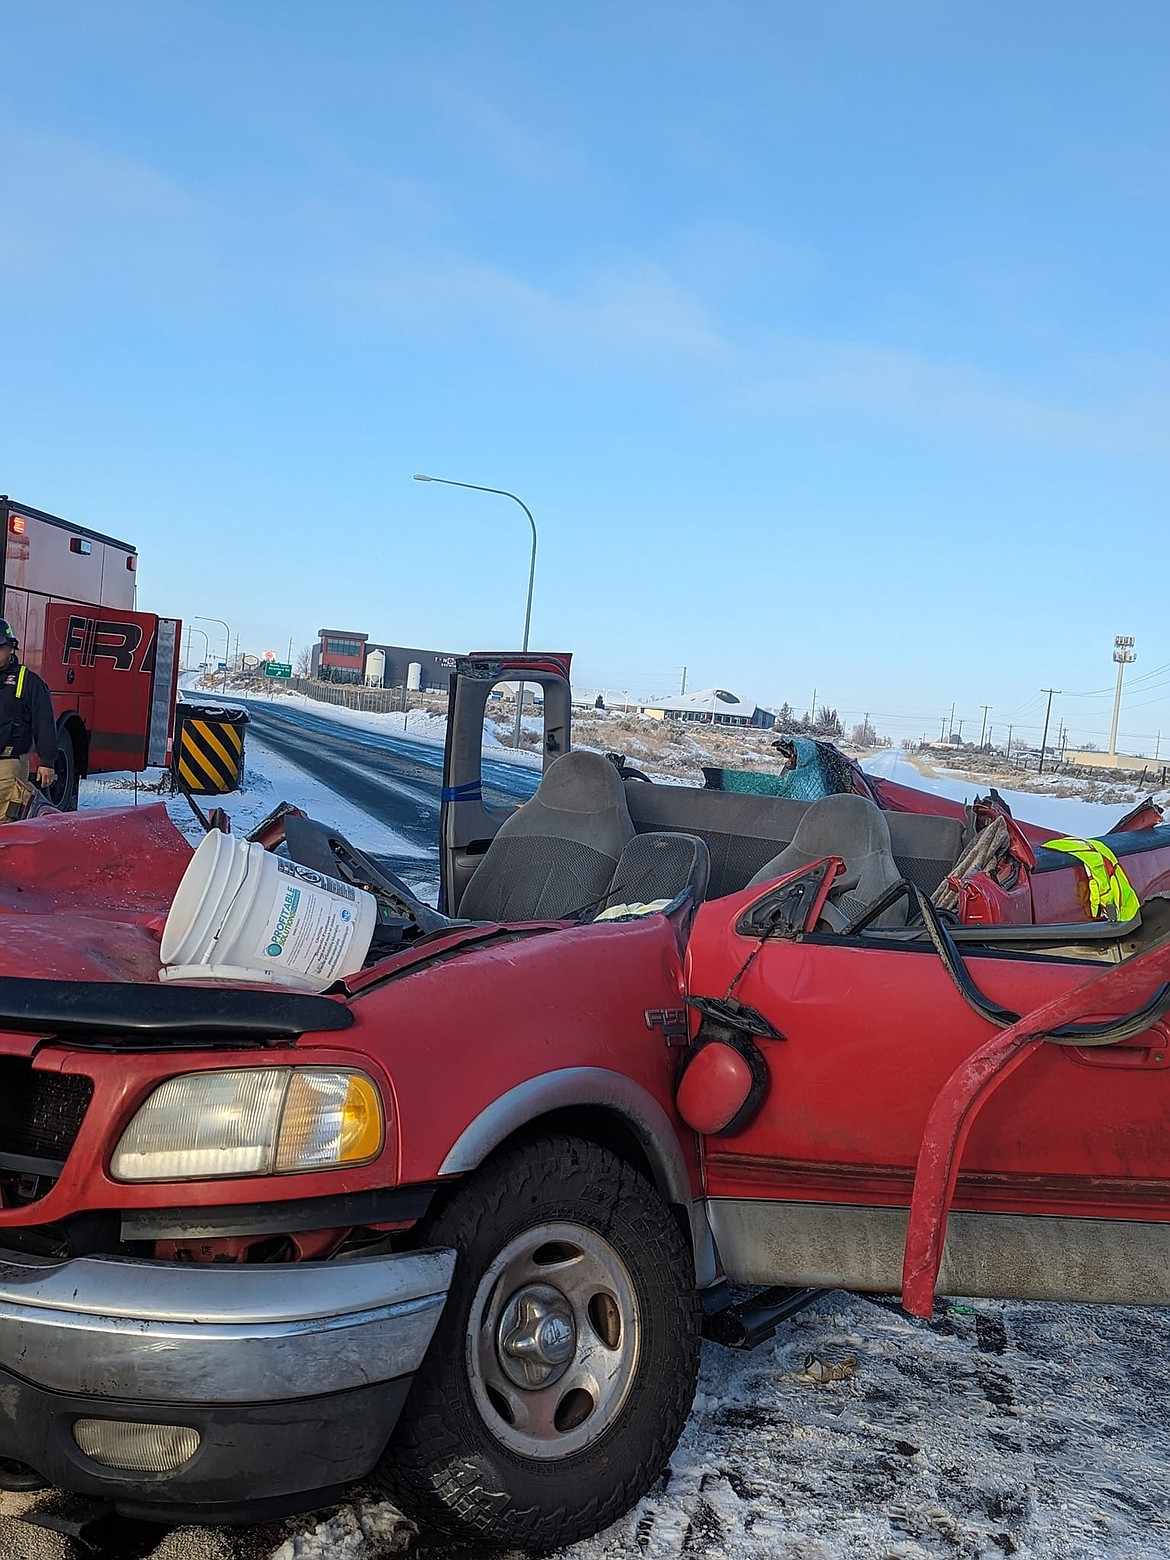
[159, 832, 377, 991]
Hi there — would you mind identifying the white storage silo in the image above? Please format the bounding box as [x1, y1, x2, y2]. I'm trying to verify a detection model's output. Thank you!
[365, 649, 386, 688]
[407, 661, 424, 692]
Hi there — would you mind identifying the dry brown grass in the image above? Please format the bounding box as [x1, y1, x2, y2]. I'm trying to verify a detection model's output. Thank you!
[566, 711, 800, 780]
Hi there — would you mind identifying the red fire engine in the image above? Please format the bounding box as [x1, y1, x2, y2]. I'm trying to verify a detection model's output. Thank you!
[0, 497, 180, 808]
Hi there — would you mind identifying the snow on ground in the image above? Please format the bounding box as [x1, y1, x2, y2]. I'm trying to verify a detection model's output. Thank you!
[209, 683, 545, 766]
[5, 1292, 1166, 1560]
[80, 733, 432, 864]
[237, 685, 453, 748]
[862, 749, 1160, 837]
[21, 706, 1168, 1560]
[78, 757, 419, 860]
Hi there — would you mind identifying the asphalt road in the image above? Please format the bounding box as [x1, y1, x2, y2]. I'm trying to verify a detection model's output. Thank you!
[237, 699, 541, 895]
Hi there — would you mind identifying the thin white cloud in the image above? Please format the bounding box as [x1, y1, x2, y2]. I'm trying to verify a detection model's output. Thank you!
[0, 122, 218, 309]
[418, 75, 598, 191]
[323, 237, 1170, 455]
[321, 246, 735, 366]
[751, 340, 1170, 455]
[4, 115, 1165, 459]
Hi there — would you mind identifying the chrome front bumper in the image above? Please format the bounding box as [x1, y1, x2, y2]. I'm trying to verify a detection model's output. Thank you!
[0, 1245, 455, 1404]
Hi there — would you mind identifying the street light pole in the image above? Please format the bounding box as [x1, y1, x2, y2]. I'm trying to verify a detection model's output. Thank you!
[1108, 636, 1136, 760]
[186, 626, 209, 671]
[195, 617, 231, 696]
[414, 474, 537, 748]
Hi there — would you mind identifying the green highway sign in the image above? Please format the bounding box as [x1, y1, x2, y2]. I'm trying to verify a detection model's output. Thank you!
[264, 662, 293, 678]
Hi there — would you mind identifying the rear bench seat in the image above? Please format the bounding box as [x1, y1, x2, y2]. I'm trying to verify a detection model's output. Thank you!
[884, 812, 968, 897]
[622, 781, 966, 900]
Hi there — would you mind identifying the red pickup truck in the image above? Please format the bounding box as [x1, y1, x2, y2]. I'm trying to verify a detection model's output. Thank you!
[0, 653, 1167, 1551]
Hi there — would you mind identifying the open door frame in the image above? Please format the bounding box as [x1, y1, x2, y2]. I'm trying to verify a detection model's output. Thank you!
[440, 653, 573, 914]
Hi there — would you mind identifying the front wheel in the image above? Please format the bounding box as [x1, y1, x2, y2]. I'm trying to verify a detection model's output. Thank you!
[47, 724, 77, 811]
[376, 1134, 700, 1550]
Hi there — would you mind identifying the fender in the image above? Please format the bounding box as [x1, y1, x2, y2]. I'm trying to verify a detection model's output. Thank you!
[438, 1065, 716, 1286]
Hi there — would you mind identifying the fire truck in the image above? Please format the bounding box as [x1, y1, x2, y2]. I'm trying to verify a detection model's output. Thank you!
[0, 497, 180, 809]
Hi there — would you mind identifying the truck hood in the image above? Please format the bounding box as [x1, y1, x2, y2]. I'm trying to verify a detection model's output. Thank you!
[0, 803, 191, 984]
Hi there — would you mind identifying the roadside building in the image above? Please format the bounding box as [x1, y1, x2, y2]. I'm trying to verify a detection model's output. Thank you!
[314, 630, 368, 680]
[638, 689, 775, 729]
[312, 630, 459, 690]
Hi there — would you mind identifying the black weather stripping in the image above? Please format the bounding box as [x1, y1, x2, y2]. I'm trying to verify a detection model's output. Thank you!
[0, 978, 353, 1044]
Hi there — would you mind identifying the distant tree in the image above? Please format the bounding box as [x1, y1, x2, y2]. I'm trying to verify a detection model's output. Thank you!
[814, 706, 844, 740]
[295, 644, 314, 678]
[776, 700, 796, 729]
[1081, 740, 1100, 751]
[594, 694, 606, 709]
[850, 719, 876, 747]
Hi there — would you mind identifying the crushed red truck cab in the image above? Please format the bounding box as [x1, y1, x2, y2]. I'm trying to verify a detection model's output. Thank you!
[0, 653, 1167, 1551]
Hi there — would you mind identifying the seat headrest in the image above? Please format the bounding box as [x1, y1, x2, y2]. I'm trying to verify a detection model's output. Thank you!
[533, 750, 629, 815]
[789, 793, 894, 857]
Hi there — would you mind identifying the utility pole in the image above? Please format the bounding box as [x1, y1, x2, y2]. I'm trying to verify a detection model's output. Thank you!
[1006, 723, 1013, 759]
[1038, 689, 1060, 774]
[948, 701, 956, 740]
[680, 666, 687, 695]
[978, 704, 991, 750]
[956, 719, 964, 741]
[1158, 732, 1162, 761]
[1109, 636, 1136, 759]
[810, 687, 817, 726]
[986, 726, 993, 751]
[939, 715, 947, 742]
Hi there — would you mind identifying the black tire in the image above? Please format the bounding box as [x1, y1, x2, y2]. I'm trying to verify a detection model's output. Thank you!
[48, 724, 77, 812]
[376, 1134, 700, 1550]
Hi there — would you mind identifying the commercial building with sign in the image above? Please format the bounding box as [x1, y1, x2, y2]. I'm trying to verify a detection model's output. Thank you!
[312, 630, 458, 690]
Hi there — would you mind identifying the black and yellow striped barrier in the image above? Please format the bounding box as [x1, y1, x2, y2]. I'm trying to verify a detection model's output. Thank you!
[173, 704, 249, 795]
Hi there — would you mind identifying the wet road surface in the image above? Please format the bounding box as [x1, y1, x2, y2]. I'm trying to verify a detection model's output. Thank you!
[238, 698, 541, 895]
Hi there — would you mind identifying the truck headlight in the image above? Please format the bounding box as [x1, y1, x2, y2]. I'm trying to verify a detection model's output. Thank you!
[111, 1068, 383, 1181]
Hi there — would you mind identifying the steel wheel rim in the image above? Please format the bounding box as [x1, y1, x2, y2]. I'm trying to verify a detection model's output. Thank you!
[466, 1219, 641, 1460]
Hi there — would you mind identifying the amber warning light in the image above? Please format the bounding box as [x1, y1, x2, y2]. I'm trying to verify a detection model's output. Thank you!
[7, 515, 26, 536]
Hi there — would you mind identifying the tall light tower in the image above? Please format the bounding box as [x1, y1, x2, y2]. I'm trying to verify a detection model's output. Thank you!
[1109, 635, 1136, 759]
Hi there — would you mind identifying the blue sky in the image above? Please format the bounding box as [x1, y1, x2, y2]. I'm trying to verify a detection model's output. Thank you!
[3, 1, 1170, 749]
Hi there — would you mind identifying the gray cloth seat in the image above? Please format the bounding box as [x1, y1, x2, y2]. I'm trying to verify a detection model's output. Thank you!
[747, 793, 907, 931]
[458, 750, 635, 922]
[599, 832, 711, 915]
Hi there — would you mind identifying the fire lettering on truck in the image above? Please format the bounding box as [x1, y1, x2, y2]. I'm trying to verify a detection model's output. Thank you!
[62, 615, 144, 671]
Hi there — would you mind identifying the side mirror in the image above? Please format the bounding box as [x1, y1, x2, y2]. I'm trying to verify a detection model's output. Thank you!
[735, 857, 844, 938]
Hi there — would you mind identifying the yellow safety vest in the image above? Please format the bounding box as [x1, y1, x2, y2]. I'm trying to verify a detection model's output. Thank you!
[1041, 836, 1140, 921]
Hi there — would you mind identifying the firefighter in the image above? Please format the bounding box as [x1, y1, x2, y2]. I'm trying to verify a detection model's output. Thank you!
[0, 621, 58, 819]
